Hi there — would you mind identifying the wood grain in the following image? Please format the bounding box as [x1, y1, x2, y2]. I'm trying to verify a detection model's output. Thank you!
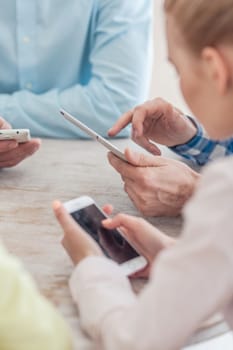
[0, 139, 228, 348]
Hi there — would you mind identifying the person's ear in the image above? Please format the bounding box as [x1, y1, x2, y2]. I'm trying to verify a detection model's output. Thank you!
[201, 47, 230, 95]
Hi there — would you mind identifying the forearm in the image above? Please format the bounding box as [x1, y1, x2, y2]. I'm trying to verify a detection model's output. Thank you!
[0, 245, 72, 350]
[70, 242, 233, 350]
[0, 85, 131, 138]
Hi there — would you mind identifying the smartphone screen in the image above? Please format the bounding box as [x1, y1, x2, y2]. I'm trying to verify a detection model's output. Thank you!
[71, 204, 139, 264]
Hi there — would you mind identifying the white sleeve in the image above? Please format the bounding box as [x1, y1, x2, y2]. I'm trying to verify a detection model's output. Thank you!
[69, 160, 233, 350]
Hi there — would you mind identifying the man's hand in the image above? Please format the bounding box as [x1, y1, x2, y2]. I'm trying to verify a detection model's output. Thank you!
[0, 117, 40, 168]
[102, 212, 175, 278]
[108, 149, 200, 217]
[108, 98, 197, 155]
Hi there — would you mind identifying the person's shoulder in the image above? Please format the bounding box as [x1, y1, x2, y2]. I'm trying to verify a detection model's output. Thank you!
[183, 156, 233, 218]
[201, 156, 233, 189]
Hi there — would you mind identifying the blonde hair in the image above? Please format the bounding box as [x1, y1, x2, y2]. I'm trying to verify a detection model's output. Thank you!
[164, 0, 233, 53]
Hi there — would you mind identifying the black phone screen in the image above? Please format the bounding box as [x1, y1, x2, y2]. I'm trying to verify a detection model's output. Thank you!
[71, 204, 139, 264]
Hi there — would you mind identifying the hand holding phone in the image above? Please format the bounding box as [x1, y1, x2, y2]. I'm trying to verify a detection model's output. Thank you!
[60, 109, 127, 162]
[0, 134, 40, 168]
[60, 196, 147, 276]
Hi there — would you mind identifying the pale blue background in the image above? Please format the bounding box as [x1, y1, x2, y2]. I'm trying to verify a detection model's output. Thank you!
[0, 0, 152, 138]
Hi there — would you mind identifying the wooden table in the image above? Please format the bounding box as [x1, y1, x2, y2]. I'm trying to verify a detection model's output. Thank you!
[0, 139, 229, 349]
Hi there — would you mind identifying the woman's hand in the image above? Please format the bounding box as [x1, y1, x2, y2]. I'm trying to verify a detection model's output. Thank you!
[53, 201, 175, 277]
[53, 201, 103, 265]
[108, 98, 197, 155]
[102, 212, 175, 278]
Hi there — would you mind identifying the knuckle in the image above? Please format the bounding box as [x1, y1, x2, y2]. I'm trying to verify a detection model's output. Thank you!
[177, 182, 193, 199]
[134, 105, 146, 116]
[139, 172, 150, 188]
[115, 213, 126, 223]
[155, 97, 164, 104]
[164, 102, 173, 115]
[136, 197, 147, 214]
[156, 97, 168, 109]
[134, 105, 142, 113]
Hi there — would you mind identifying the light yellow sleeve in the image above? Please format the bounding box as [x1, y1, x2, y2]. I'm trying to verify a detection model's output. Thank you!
[0, 244, 72, 350]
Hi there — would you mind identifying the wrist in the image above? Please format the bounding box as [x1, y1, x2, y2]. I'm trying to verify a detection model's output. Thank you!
[174, 116, 198, 147]
[72, 250, 103, 266]
[162, 235, 176, 249]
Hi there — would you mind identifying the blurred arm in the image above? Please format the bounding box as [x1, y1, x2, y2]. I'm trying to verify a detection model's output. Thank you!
[0, 244, 72, 350]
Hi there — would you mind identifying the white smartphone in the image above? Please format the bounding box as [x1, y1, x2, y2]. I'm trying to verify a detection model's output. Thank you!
[60, 109, 127, 162]
[64, 196, 147, 276]
[0, 129, 31, 143]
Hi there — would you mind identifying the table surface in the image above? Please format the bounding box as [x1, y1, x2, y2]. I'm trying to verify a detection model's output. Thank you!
[0, 138, 229, 349]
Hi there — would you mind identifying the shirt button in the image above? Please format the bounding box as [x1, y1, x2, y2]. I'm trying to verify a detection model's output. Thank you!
[23, 36, 31, 44]
[25, 83, 33, 90]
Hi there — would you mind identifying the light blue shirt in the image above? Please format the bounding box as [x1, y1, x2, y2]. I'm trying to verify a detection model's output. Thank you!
[0, 0, 152, 138]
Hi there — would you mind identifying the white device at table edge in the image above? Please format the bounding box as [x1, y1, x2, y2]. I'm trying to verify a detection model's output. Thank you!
[0, 129, 31, 143]
[60, 109, 127, 162]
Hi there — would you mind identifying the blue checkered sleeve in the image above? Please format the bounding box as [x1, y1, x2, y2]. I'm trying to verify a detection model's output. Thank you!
[170, 117, 233, 166]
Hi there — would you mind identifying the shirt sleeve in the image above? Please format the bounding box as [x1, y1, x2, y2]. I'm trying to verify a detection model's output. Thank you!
[170, 117, 233, 165]
[0, 244, 72, 350]
[0, 0, 152, 139]
[69, 159, 233, 350]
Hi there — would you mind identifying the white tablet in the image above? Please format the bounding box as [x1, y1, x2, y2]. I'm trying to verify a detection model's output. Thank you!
[60, 109, 127, 162]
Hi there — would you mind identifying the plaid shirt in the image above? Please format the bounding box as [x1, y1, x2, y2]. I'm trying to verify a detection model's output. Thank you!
[170, 117, 233, 166]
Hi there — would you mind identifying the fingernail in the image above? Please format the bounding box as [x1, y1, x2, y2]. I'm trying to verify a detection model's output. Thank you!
[150, 147, 159, 155]
[53, 200, 61, 210]
[102, 218, 111, 226]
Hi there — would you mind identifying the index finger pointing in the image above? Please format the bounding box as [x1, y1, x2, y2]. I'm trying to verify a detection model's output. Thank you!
[108, 110, 133, 137]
